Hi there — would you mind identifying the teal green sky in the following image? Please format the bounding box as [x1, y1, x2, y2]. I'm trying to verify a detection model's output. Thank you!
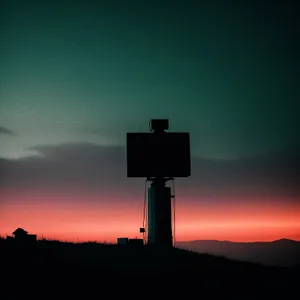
[0, 0, 299, 160]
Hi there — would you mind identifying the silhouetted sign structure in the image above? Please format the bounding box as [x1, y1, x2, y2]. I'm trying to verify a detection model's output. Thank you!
[126, 132, 191, 178]
[126, 119, 191, 248]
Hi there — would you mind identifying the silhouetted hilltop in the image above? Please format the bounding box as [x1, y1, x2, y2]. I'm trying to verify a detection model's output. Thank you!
[0, 237, 298, 293]
[176, 238, 300, 267]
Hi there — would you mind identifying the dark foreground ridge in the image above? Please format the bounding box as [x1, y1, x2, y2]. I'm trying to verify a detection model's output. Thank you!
[1, 237, 298, 292]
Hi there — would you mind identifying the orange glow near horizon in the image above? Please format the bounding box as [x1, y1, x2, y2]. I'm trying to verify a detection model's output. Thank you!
[1, 190, 300, 243]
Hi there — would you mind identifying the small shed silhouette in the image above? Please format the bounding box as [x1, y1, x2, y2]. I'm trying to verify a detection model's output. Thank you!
[12, 228, 37, 242]
[13, 228, 28, 239]
[117, 237, 129, 245]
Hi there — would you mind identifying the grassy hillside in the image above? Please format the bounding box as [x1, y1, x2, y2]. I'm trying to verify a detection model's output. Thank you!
[1, 237, 298, 292]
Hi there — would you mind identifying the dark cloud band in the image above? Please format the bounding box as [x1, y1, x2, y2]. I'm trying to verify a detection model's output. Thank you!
[0, 142, 299, 198]
[0, 126, 15, 136]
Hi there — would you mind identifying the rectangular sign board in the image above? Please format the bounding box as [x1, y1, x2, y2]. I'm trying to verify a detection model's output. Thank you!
[126, 132, 191, 178]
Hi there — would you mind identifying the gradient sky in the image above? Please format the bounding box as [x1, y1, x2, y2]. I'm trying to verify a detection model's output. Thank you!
[0, 0, 299, 242]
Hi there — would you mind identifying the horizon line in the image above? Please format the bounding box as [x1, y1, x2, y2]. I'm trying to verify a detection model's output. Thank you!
[1, 235, 299, 244]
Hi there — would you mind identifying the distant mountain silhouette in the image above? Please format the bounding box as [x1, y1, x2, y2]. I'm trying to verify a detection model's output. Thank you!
[176, 239, 300, 267]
